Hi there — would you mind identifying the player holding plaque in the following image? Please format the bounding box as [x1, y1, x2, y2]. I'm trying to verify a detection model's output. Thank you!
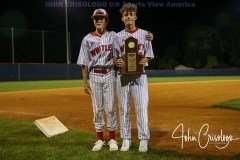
[113, 3, 154, 152]
[119, 36, 144, 75]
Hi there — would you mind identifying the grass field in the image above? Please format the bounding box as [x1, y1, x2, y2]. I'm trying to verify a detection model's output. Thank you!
[1, 76, 240, 159]
[0, 76, 240, 92]
[0, 118, 239, 160]
[214, 98, 240, 110]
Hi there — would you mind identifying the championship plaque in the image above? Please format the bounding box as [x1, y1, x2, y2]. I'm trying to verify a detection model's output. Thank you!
[119, 37, 144, 75]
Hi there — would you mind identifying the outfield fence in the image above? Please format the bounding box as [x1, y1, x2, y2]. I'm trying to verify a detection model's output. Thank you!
[0, 27, 83, 64]
[0, 64, 240, 81]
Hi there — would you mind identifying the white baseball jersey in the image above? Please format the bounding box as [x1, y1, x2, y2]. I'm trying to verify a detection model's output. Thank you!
[115, 28, 154, 140]
[77, 31, 116, 70]
[77, 31, 117, 132]
[114, 28, 154, 62]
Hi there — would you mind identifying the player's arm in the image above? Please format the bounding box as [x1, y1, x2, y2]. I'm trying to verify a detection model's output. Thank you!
[112, 33, 125, 67]
[113, 57, 118, 65]
[145, 31, 154, 41]
[140, 37, 154, 67]
[113, 56, 125, 67]
[116, 58, 125, 67]
[77, 37, 91, 94]
[81, 65, 91, 94]
[139, 57, 150, 67]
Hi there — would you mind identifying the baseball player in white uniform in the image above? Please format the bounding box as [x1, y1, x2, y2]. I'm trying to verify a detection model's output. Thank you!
[77, 8, 154, 152]
[77, 9, 118, 151]
[114, 3, 154, 152]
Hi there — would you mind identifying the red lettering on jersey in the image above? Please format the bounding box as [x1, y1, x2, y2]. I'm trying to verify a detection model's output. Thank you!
[138, 44, 144, 50]
[120, 44, 144, 54]
[90, 44, 112, 56]
[101, 45, 104, 51]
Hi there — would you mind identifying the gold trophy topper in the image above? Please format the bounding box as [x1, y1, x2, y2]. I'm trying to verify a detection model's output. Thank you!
[128, 41, 135, 48]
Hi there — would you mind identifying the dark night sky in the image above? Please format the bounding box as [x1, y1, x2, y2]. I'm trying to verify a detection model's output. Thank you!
[0, 0, 239, 63]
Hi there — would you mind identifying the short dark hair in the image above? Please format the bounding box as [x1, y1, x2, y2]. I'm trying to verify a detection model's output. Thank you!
[119, 3, 137, 15]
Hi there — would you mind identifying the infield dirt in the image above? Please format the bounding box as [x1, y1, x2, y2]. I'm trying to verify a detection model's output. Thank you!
[0, 80, 240, 156]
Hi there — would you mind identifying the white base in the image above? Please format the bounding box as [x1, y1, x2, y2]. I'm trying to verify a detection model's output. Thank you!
[34, 116, 68, 137]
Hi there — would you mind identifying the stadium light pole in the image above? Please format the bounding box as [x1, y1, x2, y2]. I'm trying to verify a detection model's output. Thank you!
[65, 0, 70, 64]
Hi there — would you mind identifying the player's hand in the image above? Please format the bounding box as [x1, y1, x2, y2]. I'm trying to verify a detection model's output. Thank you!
[117, 58, 125, 67]
[83, 82, 91, 94]
[139, 57, 149, 67]
[145, 31, 154, 41]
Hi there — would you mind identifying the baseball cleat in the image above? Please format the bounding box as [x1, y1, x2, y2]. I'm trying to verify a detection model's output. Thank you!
[92, 140, 105, 151]
[120, 139, 131, 151]
[138, 140, 148, 152]
[108, 139, 118, 151]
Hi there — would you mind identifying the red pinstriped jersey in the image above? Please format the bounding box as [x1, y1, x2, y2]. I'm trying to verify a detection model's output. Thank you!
[77, 31, 116, 69]
[114, 28, 154, 60]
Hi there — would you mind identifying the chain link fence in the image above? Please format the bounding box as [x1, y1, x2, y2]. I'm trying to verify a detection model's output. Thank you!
[0, 27, 83, 64]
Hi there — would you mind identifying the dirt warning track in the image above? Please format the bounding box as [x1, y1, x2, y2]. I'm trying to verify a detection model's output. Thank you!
[0, 80, 240, 156]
